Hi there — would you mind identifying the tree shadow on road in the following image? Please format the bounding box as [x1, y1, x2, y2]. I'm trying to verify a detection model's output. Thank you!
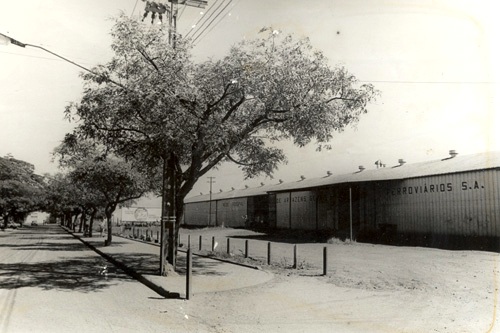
[0, 226, 133, 292]
[0, 256, 132, 292]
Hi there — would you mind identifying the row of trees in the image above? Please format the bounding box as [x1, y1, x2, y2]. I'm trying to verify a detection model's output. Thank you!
[0, 151, 152, 246]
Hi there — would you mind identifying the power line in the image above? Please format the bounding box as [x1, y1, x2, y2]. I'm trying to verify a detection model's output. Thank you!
[192, 0, 238, 45]
[131, 0, 140, 16]
[184, 0, 219, 38]
[177, 2, 188, 19]
[190, 0, 229, 41]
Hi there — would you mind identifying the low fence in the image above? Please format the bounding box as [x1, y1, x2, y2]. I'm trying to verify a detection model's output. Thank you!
[115, 225, 332, 274]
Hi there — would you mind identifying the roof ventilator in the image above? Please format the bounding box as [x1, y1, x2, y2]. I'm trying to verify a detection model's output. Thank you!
[358, 165, 365, 172]
[398, 159, 406, 166]
[449, 150, 458, 158]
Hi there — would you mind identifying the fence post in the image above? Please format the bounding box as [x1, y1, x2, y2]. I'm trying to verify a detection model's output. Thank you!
[211, 236, 215, 252]
[323, 246, 328, 276]
[293, 244, 297, 269]
[199, 235, 202, 251]
[245, 240, 249, 258]
[227, 238, 230, 255]
[186, 248, 192, 300]
[188, 235, 191, 249]
[267, 242, 271, 265]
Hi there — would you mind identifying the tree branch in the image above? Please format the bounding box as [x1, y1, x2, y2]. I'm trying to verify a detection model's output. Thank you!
[136, 47, 159, 72]
[221, 95, 246, 122]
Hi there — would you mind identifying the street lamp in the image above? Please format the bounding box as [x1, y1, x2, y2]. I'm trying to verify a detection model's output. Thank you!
[0, 32, 123, 88]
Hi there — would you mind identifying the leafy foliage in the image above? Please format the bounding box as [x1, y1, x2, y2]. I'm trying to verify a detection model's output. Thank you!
[0, 155, 46, 227]
[65, 15, 378, 199]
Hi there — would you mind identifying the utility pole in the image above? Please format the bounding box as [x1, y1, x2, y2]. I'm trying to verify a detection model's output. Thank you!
[207, 176, 215, 226]
[155, 0, 208, 276]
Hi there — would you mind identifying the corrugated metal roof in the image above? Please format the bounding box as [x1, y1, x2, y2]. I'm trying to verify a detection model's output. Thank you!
[185, 183, 277, 203]
[185, 151, 500, 202]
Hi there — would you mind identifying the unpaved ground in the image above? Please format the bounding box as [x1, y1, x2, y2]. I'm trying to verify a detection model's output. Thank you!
[173, 227, 500, 333]
[4, 225, 497, 332]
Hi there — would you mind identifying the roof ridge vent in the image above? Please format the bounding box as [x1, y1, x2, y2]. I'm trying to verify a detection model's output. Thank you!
[326, 171, 332, 176]
[278, 179, 284, 184]
[358, 165, 365, 172]
[398, 159, 406, 166]
[300, 175, 306, 181]
[449, 150, 458, 158]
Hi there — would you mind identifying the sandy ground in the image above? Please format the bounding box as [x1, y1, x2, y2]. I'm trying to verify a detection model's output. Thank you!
[172, 227, 500, 333]
[2, 225, 499, 332]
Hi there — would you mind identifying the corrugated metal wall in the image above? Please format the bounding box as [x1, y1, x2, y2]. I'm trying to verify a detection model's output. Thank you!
[184, 202, 210, 226]
[276, 191, 317, 230]
[216, 197, 247, 227]
[371, 170, 500, 236]
[276, 192, 291, 229]
[184, 169, 500, 240]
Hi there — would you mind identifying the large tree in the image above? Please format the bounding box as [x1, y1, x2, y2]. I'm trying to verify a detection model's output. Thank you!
[64, 16, 378, 269]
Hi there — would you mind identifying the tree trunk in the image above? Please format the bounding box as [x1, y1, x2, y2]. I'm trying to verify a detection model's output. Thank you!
[89, 209, 96, 238]
[104, 205, 115, 246]
[78, 210, 85, 233]
[72, 213, 80, 232]
[65, 212, 71, 227]
[2, 214, 7, 229]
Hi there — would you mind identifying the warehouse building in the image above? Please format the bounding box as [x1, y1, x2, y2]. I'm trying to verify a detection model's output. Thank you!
[183, 151, 500, 250]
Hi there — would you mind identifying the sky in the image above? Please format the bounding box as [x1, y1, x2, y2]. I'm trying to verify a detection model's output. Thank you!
[0, 0, 498, 199]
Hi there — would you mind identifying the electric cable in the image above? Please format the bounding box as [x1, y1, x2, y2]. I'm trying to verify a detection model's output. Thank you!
[177, 2, 187, 19]
[183, 0, 218, 38]
[188, 0, 228, 40]
[131, 0, 140, 16]
[191, 0, 233, 44]
[193, 0, 240, 46]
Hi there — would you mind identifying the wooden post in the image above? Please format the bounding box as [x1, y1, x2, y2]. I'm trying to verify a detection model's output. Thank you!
[227, 238, 230, 255]
[187, 235, 191, 249]
[199, 235, 202, 251]
[293, 244, 297, 269]
[245, 240, 249, 258]
[186, 248, 192, 300]
[323, 246, 328, 276]
[211, 236, 215, 252]
[267, 242, 271, 265]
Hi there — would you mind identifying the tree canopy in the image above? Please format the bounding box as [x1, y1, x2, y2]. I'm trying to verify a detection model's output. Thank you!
[0, 155, 46, 227]
[66, 15, 378, 198]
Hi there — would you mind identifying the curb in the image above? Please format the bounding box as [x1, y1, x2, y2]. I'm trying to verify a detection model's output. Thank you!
[61, 226, 180, 299]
